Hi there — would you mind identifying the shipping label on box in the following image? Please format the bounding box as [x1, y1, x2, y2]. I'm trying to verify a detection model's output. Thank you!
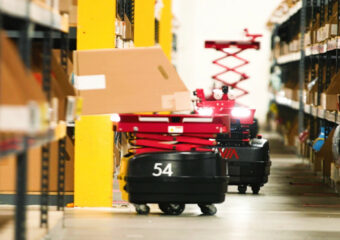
[331, 24, 338, 36]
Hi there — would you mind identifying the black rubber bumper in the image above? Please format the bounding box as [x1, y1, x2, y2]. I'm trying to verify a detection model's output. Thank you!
[124, 151, 228, 204]
[228, 160, 271, 186]
[126, 176, 228, 204]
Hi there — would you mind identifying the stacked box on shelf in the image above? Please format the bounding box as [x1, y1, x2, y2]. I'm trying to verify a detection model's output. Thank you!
[0, 32, 76, 195]
[0, 135, 74, 194]
[33, 46, 79, 121]
[0, 32, 48, 134]
[321, 70, 340, 110]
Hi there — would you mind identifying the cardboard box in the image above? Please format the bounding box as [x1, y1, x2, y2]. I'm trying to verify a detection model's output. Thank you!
[59, 0, 72, 13]
[32, 46, 76, 121]
[0, 136, 74, 193]
[123, 14, 134, 41]
[316, 128, 336, 177]
[283, 87, 298, 101]
[69, 4, 77, 26]
[74, 47, 192, 115]
[321, 71, 340, 110]
[2, 33, 46, 104]
[51, 50, 76, 121]
[0, 32, 47, 133]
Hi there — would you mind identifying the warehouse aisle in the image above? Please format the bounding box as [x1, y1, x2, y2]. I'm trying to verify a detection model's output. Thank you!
[51, 134, 340, 240]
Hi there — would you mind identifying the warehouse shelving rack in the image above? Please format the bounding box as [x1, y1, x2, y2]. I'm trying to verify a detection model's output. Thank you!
[268, 0, 340, 184]
[0, 1, 70, 240]
[269, 0, 340, 123]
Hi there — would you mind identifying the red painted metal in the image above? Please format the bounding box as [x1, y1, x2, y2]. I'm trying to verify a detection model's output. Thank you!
[117, 114, 230, 134]
[204, 29, 262, 100]
[195, 88, 255, 125]
[117, 113, 230, 155]
[134, 133, 216, 146]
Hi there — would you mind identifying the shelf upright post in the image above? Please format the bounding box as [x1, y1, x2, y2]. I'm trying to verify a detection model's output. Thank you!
[57, 32, 69, 211]
[15, 1, 33, 240]
[40, 29, 53, 229]
[299, 0, 307, 134]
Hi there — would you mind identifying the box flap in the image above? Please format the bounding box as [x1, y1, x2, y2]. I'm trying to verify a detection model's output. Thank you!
[326, 71, 340, 94]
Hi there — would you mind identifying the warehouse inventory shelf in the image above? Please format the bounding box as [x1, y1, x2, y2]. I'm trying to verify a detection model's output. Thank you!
[276, 37, 340, 65]
[268, 0, 302, 27]
[0, 0, 69, 32]
[0, 121, 67, 159]
[271, 93, 340, 124]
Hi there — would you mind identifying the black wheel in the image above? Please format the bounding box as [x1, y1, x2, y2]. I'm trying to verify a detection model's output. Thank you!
[159, 203, 185, 215]
[238, 185, 247, 194]
[251, 185, 261, 195]
[199, 204, 217, 216]
[135, 204, 150, 215]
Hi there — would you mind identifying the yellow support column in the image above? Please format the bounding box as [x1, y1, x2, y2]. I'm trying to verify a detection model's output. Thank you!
[75, 0, 116, 207]
[77, 0, 116, 50]
[74, 116, 114, 207]
[134, 0, 155, 47]
[159, 0, 172, 60]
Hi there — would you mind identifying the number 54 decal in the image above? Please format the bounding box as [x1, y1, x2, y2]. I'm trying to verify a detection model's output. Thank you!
[152, 163, 173, 177]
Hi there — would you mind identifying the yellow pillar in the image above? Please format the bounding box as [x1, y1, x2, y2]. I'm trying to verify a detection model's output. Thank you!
[159, 0, 172, 60]
[74, 116, 114, 207]
[134, 0, 155, 47]
[77, 0, 116, 50]
[75, 0, 116, 207]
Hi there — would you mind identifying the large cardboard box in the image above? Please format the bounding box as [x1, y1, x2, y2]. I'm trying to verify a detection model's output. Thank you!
[74, 47, 191, 115]
[0, 137, 74, 193]
[321, 71, 340, 110]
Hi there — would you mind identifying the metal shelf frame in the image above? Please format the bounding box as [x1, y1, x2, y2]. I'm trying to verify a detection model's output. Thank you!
[0, 1, 70, 239]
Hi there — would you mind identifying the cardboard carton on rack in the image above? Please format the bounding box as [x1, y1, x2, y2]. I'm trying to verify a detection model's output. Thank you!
[32, 46, 76, 123]
[0, 32, 47, 133]
[321, 71, 340, 110]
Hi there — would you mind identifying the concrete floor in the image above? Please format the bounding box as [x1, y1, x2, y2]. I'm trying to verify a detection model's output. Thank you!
[49, 140, 340, 240]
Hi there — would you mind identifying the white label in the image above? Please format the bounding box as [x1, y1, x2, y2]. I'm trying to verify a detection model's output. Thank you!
[0, 105, 30, 131]
[168, 126, 183, 133]
[331, 24, 338, 36]
[66, 96, 76, 123]
[75, 75, 106, 90]
[28, 101, 41, 133]
[152, 163, 173, 177]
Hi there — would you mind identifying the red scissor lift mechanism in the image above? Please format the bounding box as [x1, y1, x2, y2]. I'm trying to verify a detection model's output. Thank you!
[195, 29, 262, 143]
[117, 114, 230, 154]
[204, 29, 262, 100]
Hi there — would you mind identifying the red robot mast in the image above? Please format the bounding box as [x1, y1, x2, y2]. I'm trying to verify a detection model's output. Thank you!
[204, 29, 262, 100]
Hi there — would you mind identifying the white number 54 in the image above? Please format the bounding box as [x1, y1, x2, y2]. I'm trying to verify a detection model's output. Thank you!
[152, 163, 173, 177]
